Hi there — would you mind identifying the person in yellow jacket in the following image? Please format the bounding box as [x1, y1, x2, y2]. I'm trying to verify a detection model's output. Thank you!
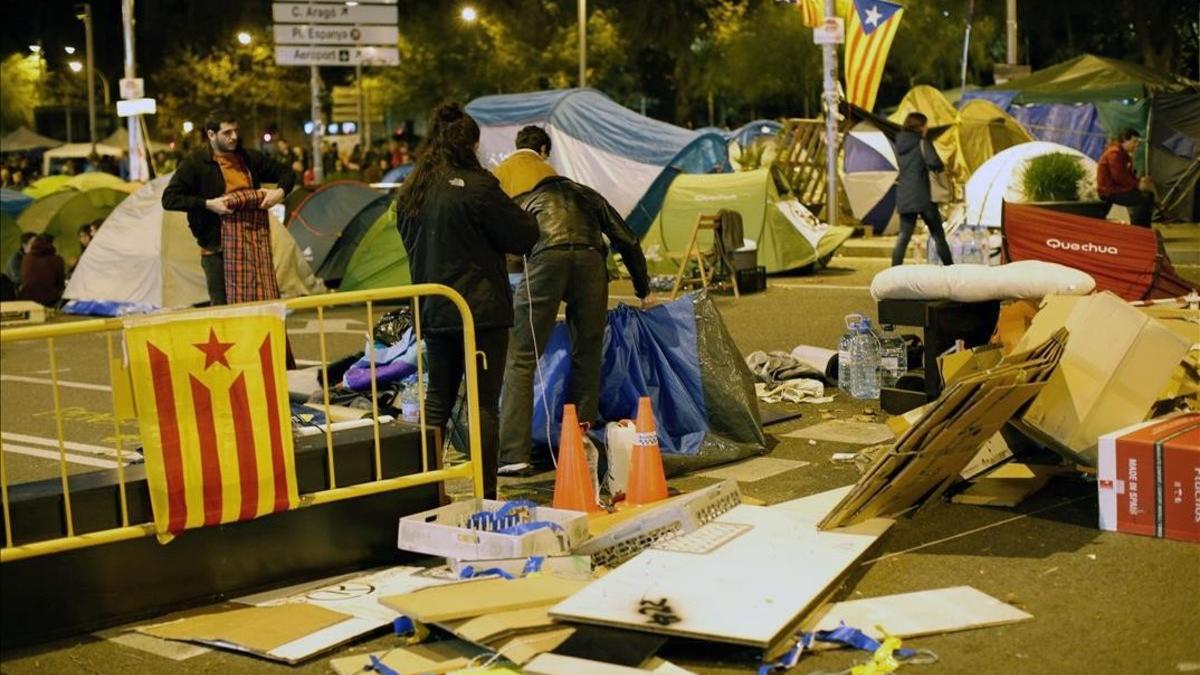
[493, 126, 557, 283]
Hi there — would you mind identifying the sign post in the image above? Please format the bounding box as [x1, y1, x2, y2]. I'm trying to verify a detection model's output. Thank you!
[817, 3, 842, 229]
[271, 0, 399, 182]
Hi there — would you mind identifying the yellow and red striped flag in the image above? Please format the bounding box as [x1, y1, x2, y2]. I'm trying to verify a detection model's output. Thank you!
[844, 0, 904, 112]
[125, 304, 298, 540]
[789, 0, 823, 27]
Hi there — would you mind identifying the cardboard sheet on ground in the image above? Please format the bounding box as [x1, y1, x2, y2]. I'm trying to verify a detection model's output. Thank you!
[140, 566, 454, 663]
[951, 463, 1062, 507]
[495, 628, 577, 665]
[328, 640, 485, 675]
[550, 488, 892, 650]
[804, 586, 1032, 642]
[381, 575, 589, 623]
[695, 457, 809, 482]
[786, 420, 896, 445]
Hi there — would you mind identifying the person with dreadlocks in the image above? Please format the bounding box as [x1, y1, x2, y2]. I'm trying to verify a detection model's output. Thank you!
[163, 109, 296, 305]
[396, 101, 540, 499]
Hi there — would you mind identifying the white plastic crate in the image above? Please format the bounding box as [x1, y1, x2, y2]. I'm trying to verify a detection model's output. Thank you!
[398, 498, 589, 561]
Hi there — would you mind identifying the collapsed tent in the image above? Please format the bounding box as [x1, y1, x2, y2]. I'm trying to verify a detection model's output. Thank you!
[65, 173, 324, 308]
[1002, 202, 1196, 301]
[642, 167, 852, 274]
[0, 126, 63, 153]
[965, 142, 1097, 229]
[466, 88, 728, 237]
[17, 186, 130, 262]
[964, 54, 1200, 219]
[523, 293, 766, 476]
[339, 208, 411, 292]
[286, 180, 391, 282]
[842, 120, 899, 234]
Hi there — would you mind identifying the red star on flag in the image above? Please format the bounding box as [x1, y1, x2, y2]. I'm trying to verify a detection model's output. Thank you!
[193, 328, 235, 370]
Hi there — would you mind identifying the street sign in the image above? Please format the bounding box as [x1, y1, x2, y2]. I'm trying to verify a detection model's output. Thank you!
[116, 98, 156, 118]
[271, 3, 397, 25]
[813, 17, 845, 45]
[273, 24, 399, 45]
[275, 45, 400, 67]
[118, 77, 144, 100]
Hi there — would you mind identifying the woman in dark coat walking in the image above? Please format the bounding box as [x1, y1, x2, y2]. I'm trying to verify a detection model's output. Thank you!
[891, 113, 953, 267]
[395, 101, 540, 499]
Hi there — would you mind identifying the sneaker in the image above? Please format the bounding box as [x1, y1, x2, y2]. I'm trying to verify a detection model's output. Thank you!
[497, 462, 531, 476]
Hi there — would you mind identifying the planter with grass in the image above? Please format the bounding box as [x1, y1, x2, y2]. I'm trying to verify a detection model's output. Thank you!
[1021, 152, 1109, 219]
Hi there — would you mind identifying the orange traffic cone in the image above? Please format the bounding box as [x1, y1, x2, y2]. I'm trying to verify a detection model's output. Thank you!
[552, 404, 602, 513]
[625, 396, 668, 506]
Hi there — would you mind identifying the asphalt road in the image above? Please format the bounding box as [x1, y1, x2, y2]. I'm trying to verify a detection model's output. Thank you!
[1, 255, 1198, 674]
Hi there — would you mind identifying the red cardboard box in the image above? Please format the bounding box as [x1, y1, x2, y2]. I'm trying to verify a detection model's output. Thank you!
[1098, 413, 1200, 543]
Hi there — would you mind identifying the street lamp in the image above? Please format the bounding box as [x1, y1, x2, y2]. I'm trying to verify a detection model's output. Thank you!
[237, 31, 252, 45]
[64, 46, 77, 54]
[28, 44, 41, 53]
[182, 121, 194, 134]
[68, 60, 83, 73]
[460, 6, 478, 22]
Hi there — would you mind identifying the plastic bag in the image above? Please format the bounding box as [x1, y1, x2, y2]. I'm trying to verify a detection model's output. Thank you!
[373, 306, 413, 345]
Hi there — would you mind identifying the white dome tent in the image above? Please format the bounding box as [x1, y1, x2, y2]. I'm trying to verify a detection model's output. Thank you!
[964, 141, 1098, 229]
[65, 174, 324, 309]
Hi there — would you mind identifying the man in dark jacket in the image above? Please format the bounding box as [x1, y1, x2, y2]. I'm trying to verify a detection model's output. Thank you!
[891, 112, 953, 267]
[162, 110, 296, 305]
[498, 175, 653, 474]
[19, 235, 65, 307]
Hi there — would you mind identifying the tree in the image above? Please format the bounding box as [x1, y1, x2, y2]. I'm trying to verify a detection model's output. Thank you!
[0, 53, 43, 134]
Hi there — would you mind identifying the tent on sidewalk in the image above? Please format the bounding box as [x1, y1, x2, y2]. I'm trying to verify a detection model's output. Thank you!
[21, 175, 73, 199]
[965, 142, 1097, 229]
[1002, 202, 1196, 301]
[522, 293, 766, 476]
[0, 214, 21, 271]
[642, 167, 853, 274]
[17, 186, 130, 262]
[1, 188, 33, 217]
[339, 208, 410, 291]
[64, 174, 324, 308]
[466, 88, 728, 237]
[964, 54, 1200, 220]
[0, 126, 63, 153]
[285, 180, 391, 283]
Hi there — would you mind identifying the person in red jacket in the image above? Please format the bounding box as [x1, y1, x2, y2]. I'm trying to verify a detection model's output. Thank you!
[1097, 128, 1154, 227]
[19, 235, 66, 307]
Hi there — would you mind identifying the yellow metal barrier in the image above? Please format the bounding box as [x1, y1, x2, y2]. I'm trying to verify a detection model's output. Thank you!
[0, 284, 484, 563]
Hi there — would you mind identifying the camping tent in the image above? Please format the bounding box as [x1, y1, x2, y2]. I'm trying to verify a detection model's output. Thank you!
[466, 88, 728, 236]
[965, 142, 1097, 229]
[21, 175, 73, 199]
[1, 188, 33, 217]
[964, 54, 1200, 219]
[0, 126, 63, 153]
[65, 174, 323, 308]
[1003, 202, 1196, 301]
[842, 120, 900, 235]
[42, 142, 124, 175]
[339, 208, 411, 291]
[17, 186, 130, 262]
[65, 172, 139, 193]
[1, 189, 33, 265]
[380, 165, 413, 184]
[286, 180, 391, 282]
[643, 167, 853, 274]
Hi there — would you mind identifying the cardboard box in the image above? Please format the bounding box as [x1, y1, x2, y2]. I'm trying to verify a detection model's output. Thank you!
[1017, 293, 1191, 465]
[398, 499, 589, 561]
[1098, 413, 1200, 543]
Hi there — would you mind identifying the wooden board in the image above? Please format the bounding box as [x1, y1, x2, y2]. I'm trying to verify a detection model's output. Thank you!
[550, 499, 892, 649]
[802, 586, 1032, 642]
[380, 576, 588, 623]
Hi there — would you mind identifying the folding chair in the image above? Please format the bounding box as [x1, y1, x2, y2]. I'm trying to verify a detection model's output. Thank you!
[669, 213, 740, 300]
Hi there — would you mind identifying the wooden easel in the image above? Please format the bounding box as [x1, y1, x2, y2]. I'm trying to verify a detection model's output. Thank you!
[669, 213, 740, 300]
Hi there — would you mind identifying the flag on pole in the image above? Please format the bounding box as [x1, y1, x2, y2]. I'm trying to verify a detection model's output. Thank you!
[844, 0, 904, 112]
[125, 304, 298, 540]
[785, 0, 824, 27]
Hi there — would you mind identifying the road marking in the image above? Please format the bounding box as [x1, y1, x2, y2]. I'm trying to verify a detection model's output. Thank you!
[1, 442, 121, 469]
[0, 374, 112, 392]
[0, 432, 123, 458]
[771, 282, 872, 291]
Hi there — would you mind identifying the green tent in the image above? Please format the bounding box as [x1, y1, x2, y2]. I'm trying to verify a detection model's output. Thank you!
[66, 172, 138, 194]
[339, 207, 411, 291]
[989, 54, 1193, 105]
[17, 187, 130, 263]
[643, 167, 853, 275]
[1, 212, 21, 271]
[21, 175, 73, 200]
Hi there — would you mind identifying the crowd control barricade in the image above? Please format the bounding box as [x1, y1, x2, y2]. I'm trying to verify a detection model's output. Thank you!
[0, 284, 484, 564]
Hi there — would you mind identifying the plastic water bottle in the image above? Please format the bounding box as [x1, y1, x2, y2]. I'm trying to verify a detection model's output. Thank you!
[949, 228, 965, 263]
[877, 324, 907, 387]
[400, 375, 420, 423]
[838, 314, 881, 399]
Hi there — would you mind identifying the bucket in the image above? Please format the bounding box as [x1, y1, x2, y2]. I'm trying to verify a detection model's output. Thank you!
[733, 239, 758, 271]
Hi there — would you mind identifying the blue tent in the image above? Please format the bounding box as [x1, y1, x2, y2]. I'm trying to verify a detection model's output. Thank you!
[0, 188, 33, 217]
[728, 119, 783, 148]
[380, 164, 413, 184]
[466, 89, 728, 237]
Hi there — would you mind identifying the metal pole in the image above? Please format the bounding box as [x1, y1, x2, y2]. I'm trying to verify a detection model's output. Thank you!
[356, 61, 365, 149]
[960, 0, 975, 91]
[121, 0, 146, 180]
[82, 3, 97, 153]
[311, 65, 324, 183]
[577, 0, 586, 87]
[1006, 0, 1017, 65]
[822, 0, 838, 228]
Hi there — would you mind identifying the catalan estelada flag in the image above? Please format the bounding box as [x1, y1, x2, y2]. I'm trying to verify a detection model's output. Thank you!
[844, 0, 904, 112]
[786, 0, 823, 27]
[125, 304, 298, 540]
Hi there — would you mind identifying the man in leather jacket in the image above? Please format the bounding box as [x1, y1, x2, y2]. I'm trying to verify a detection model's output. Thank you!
[498, 175, 654, 474]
